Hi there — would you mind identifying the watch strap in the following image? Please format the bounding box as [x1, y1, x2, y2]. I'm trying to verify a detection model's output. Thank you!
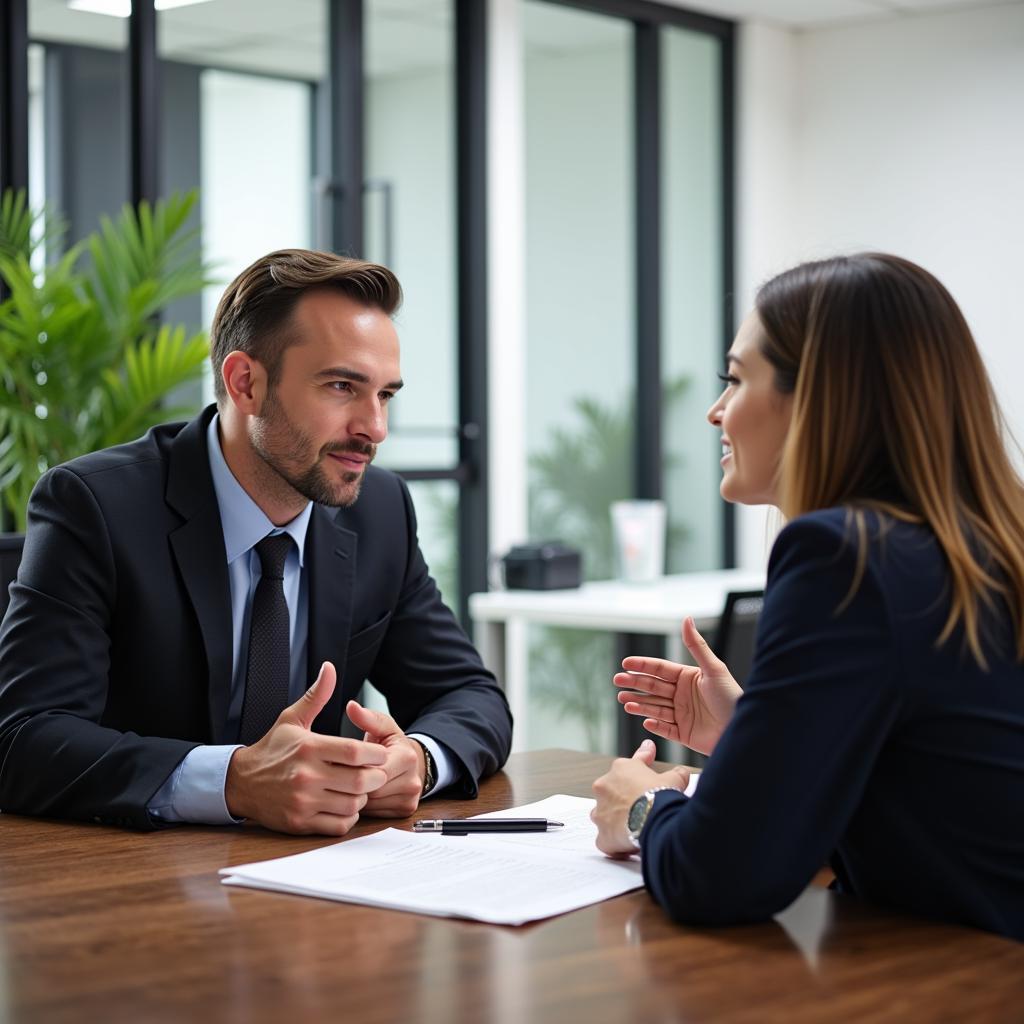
[411, 738, 437, 796]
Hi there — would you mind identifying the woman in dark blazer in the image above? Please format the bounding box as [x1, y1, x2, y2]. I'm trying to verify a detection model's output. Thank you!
[592, 253, 1024, 941]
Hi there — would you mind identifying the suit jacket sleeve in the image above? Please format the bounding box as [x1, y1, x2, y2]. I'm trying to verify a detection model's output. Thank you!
[364, 476, 512, 796]
[638, 515, 901, 925]
[0, 467, 198, 829]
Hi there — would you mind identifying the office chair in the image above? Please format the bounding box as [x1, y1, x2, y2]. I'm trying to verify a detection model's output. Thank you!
[0, 534, 25, 621]
[713, 589, 765, 689]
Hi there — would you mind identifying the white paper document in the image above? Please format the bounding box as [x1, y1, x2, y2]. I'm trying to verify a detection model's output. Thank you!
[220, 794, 645, 926]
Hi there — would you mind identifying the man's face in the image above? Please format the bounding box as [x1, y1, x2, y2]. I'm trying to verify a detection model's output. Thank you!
[249, 288, 402, 508]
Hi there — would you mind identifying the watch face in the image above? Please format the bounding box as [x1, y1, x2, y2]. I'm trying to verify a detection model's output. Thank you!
[627, 792, 652, 839]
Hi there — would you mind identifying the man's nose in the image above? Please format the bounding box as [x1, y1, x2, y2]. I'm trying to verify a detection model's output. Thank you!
[350, 397, 388, 443]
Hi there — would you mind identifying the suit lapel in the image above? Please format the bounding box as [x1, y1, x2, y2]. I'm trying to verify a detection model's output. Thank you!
[306, 505, 358, 736]
[165, 408, 234, 740]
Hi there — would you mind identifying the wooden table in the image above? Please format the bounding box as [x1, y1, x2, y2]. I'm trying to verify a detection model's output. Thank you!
[2, 749, 1022, 1023]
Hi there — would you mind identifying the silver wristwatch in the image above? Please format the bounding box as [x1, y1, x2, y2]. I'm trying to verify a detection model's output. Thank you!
[627, 786, 677, 851]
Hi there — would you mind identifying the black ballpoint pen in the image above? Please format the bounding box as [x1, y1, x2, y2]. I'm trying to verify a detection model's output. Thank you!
[412, 818, 564, 834]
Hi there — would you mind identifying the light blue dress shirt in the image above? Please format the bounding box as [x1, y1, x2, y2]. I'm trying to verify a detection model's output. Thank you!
[148, 414, 452, 823]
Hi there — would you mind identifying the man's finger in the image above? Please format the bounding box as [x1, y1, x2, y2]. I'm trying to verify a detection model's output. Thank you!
[279, 661, 337, 731]
[346, 699, 402, 741]
[311, 734, 389, 767]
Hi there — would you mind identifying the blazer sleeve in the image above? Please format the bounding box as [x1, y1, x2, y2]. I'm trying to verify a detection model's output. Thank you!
[365, 477, 512, 796]
[0, 467, 198, 829]
[638, 514, 902, 925]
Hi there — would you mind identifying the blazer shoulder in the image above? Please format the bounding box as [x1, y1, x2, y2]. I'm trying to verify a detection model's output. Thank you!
[769, 508, 853, 575]
[57, 419, 189, 482]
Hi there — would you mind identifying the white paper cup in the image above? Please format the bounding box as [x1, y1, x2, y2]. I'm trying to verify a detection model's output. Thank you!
[610, 500, 666, 583]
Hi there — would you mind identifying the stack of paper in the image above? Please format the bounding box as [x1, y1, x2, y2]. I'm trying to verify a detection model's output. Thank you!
[221, 794, 645, 926]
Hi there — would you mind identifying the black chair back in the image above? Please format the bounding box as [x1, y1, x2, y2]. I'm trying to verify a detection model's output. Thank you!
[713, 589, 764, 688]
[0, 534, 25, 621]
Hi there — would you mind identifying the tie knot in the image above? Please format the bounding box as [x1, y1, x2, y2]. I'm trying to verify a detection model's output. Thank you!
[255, 534, 292, 580]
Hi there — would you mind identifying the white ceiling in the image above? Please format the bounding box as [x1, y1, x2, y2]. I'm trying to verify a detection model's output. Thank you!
[27, 0, 1023, 81]
[662, 0, 1019, 28]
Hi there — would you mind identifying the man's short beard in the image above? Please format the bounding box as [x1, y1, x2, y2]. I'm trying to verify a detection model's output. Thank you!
[250, 388, 375, 509]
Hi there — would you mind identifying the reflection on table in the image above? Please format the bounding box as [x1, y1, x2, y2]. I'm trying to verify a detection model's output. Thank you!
[2, 749, 1022, 1024]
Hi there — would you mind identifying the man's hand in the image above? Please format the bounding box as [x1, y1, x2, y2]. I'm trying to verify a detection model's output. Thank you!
[614, 616, 742, 755]
[346, 700, 426, 819]
[225, 662, 389, 836]
[591, 739, 690, 857]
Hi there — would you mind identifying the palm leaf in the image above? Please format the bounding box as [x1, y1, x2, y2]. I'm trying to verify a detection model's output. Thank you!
[0, 186, 213, 530]
[96, 326, 209, 448]
[0, 188, 66, 264]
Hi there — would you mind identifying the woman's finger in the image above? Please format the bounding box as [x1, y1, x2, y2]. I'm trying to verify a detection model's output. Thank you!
[681, 616, 727, 675]
[620, 655, 687, 679]
[623, 699, 674, 721]
[613, 671, 685, 699]
[642, 718, 676, 739]
[617, 689, 672, 709]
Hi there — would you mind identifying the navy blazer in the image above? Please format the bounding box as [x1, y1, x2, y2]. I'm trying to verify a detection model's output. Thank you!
[639, 508, 1024, 941]
[0, 406, 512, 829]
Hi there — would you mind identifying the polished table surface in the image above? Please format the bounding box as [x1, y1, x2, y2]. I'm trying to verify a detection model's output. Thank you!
[2, 749, 1023, 1023]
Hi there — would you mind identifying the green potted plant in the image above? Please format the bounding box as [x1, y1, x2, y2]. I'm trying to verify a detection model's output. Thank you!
[0, 188, 211, 532]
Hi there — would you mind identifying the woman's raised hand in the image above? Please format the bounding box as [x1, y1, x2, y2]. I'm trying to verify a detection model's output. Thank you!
[614, 616, 743, 755]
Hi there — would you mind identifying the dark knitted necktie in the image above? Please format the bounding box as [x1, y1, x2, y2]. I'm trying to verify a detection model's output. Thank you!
[239, 534, 293, 745]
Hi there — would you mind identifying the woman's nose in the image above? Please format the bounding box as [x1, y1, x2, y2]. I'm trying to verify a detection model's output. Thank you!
[707, 393, 725, 427]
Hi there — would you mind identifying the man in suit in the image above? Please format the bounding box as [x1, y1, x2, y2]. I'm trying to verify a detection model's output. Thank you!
[0, 249, 512, 834]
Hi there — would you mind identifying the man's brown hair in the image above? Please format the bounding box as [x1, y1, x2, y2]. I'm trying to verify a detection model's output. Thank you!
[210, 248, 402, 403]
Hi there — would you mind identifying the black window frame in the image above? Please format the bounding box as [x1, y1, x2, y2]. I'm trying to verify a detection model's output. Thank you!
[0, 0, 735, 599]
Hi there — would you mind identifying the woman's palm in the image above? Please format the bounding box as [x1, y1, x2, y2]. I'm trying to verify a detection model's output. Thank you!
[614, 617, 742, 755]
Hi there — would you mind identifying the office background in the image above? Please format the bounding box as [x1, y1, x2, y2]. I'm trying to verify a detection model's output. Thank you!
[1, 0, 1022, 753]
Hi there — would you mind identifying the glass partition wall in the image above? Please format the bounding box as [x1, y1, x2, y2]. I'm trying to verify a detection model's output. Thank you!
[365, 0, 462, 611]
[2, 0, 735, 753]
[523, 2, 634, 753]
[520, 1, 733, 751]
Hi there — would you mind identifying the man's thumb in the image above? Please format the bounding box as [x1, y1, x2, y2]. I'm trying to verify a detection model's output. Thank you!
[282, 661, 336, 730]
[346, 699, 400, 741]
[632, 738, 657, 766]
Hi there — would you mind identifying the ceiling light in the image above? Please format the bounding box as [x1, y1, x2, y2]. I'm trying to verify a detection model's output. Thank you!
[68, 0, 214, 17]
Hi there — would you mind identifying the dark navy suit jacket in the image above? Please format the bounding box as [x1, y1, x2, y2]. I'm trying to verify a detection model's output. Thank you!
[639, 508, 1024, 941]
[0, 406, 512, 829]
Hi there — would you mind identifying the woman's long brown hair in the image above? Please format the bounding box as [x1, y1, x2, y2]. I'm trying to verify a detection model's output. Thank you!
[756, 253, 1024, 667]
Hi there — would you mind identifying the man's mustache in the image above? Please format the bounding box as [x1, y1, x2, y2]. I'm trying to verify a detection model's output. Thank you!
[321, 440, 377, 460]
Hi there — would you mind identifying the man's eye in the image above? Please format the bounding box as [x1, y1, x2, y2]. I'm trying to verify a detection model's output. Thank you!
[328, 381, 352, 392]
[380, 392, 395, 403]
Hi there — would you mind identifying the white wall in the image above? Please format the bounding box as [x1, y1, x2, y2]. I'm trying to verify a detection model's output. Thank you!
[734, 3, 1024, 571]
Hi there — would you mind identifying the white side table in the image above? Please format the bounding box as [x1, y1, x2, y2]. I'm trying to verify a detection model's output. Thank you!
[469, 568, 765, 751]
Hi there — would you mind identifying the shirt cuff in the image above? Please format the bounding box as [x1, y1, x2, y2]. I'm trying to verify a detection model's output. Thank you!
[407, 733, 455, 797]
[147, 745, 245, 825]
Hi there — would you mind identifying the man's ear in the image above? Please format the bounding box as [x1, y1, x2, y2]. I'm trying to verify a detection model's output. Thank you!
[221, 350, 268, 414]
